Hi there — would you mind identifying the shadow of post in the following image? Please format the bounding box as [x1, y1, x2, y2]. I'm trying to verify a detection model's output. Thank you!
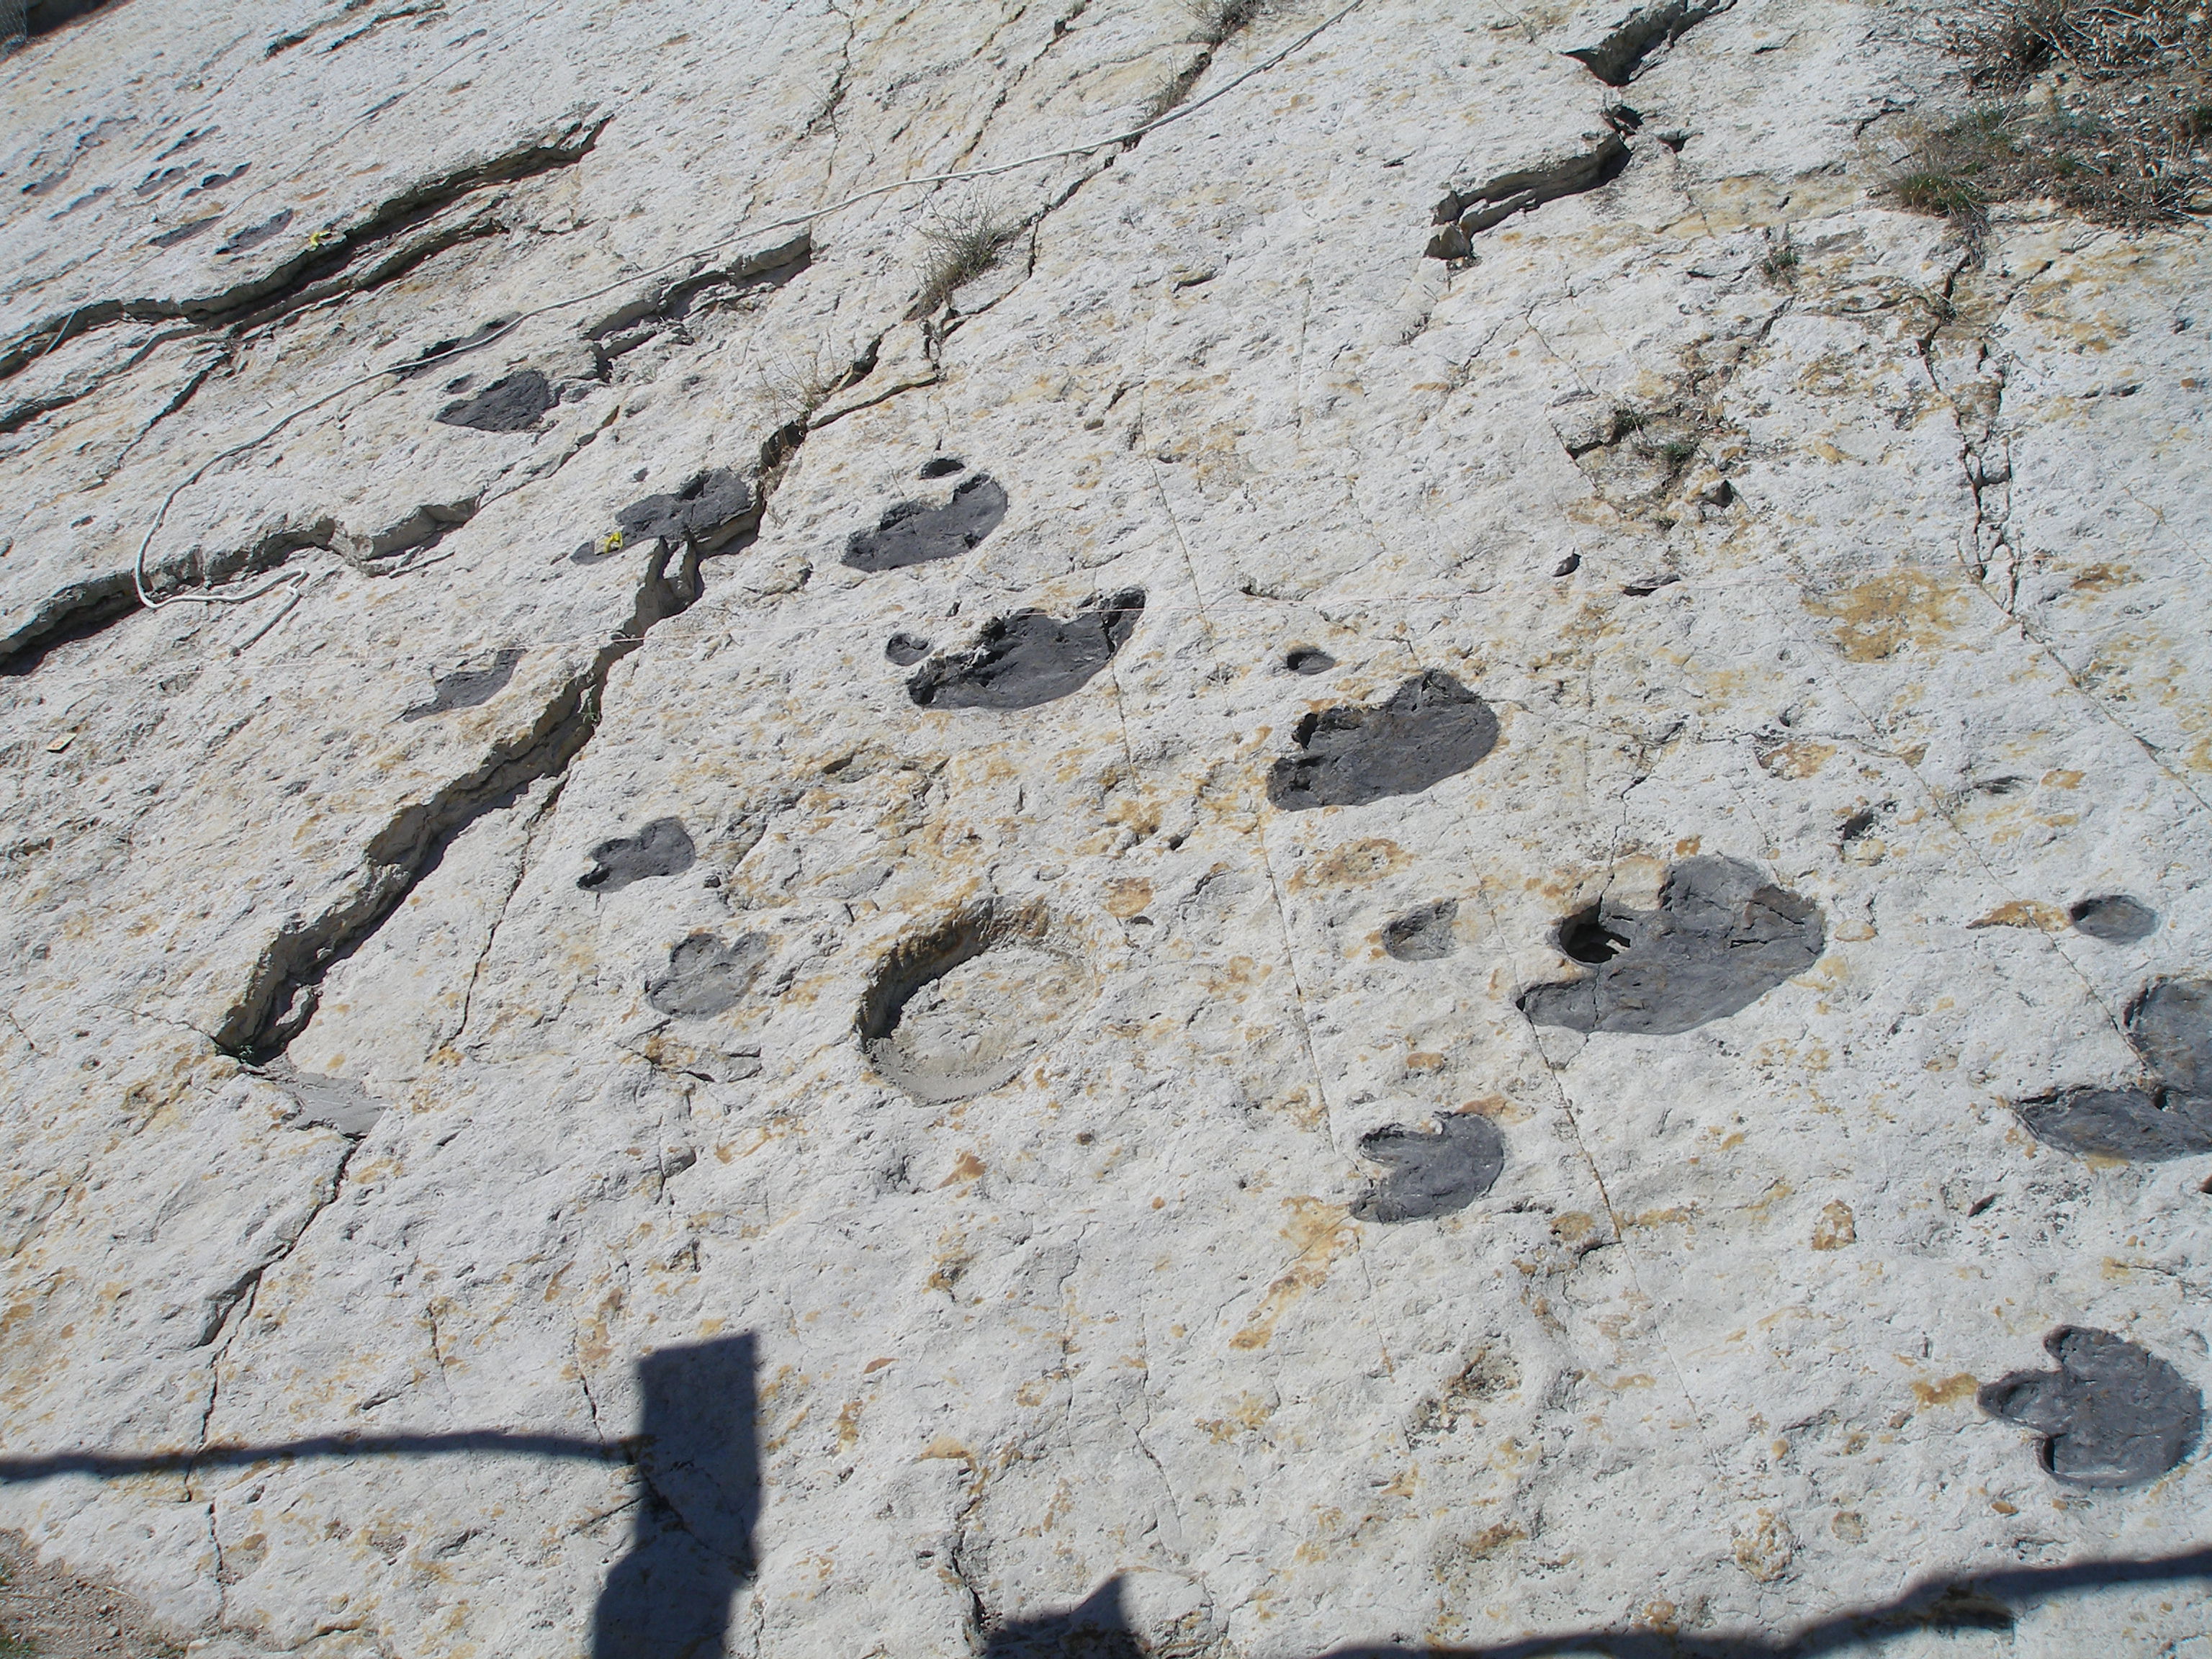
[592, 1334, 760, 1659]
[980, 1575, 1142, 1658]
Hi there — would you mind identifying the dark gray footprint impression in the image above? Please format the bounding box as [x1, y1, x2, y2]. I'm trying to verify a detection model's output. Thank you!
[1979, 1326, 2202, 1488]
[842, 472, 1007, 572]
[2016, 976, 2212, 1160]
[2071, 894, 2158, 944]
[907, 590, 1144, 711]
[436, 369, 554, 433]
[1352, 1115, 1506, 1223]
[647, 933, 769, 1019]
[1267, 671, 1501, 811]
[618, 469, 755, 548]
[400, 647, 525, 721]
[580, 818, 696, 892]
[1519, 857, 1826, 1035]
[1384, 899, 1459, 962]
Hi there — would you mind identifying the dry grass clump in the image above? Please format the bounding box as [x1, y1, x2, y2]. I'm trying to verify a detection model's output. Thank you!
[755, 344, 858, 424]
[1889, 0, 2212, 228]
[914, 196, 1025, 315]
[1177, 0, 1283, 48]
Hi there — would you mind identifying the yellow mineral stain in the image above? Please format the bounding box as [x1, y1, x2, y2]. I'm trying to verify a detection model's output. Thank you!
[1103, 877, 1153, 917]
[1966, 899, 2065, 932]
[1230, 1197, 1351, 1350]
[1802, 572, 1970, 662]
[1810, 1200, 1857, 1251]
[1290, 837, 1407, 891]
[1912, 1373, 1979, 1408]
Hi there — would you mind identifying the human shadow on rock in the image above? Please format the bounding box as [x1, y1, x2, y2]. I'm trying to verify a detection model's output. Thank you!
[593, 1334, 760, 1659]
[982, 1577, 1143, 1658]
[1316, 1545, 2212, 1657]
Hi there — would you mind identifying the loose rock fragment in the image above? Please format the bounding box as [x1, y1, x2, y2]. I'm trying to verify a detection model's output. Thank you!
[2070, 894, 2158, 943]
[647, 933, 769, 1019]
[1519, 857, 1826, 1034]
[859, 902, 1094, 1102]
[1383, 899, 1459, 961]
[580, 818, 696, 892]
[1352, 1114, 1506, 1223]
[907, 590, 1144, 711]
[1269, 671, 1501, 811]
[436, 369, 554, 433]
[1979, 1326, 2202, 1488]
[399, 647, 525, 720]
[842, 472, 1007, 572]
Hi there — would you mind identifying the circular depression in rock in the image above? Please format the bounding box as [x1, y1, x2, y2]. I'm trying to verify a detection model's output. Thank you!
[858, 902, 1097, 1102]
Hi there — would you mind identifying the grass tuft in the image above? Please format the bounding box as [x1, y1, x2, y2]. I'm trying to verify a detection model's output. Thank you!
[914, 196, 1025, 315]
[1178, 0, 1280, 48]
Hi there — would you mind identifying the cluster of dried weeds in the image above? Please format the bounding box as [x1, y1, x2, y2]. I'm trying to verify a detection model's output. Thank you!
[1884, 0, 2211, 228]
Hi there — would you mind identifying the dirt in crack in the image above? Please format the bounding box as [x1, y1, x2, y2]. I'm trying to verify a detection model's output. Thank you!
[580, 818, 696, 892]
[1352, 1114, 1506, 1223]
[1565, 0, 1732, 86]
[907, 589, 1143, 711]
[647, 933, 770, 1019]
[1519, 857, 1825, 1035]
[1268, 671, 1501, 811]
[858, 902, 1095, 1102]
[2014, 977, 2212, 1160]
[1979, 1326, 2201, 1488]
[842, 472, 1007, 572]
[1426, 132, 1630, 260]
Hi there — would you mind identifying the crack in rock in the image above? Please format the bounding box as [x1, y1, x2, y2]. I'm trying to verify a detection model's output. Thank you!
[1426, 132, 1631, 260]
[1519, 856, 1825, 1035]
[1979, 1327, 2202, 1488]
[1267, 671, 1501, 811]
[1565, 0, 1733, 86]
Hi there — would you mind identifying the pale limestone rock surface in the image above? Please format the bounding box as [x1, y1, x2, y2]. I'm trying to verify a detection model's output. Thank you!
[1, 0, 2209, 1655]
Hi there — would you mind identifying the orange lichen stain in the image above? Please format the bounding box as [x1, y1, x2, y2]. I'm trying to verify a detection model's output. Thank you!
[1103, 877, 1154, 917]
[1406, 1051, 1447, 1074]
[863, 1356, 896, 1375]
[919, 1435, 971, 1462]
[1992, 1498, 2018, 1514]
[938, 1151, 986, 1188]
[1230, 1197, 1352, 1350]
[1755, 739, 1837, 780]
[2040, 768, 2084, 789]
[1462, 1094, 1534, 1125]
[1551, 1212, 1598, 1246]
[1640, 1600, 1681, 1635]
[2069, 562, 2137, 593]
[1290, 837, 1407, 891]
[1673, 835, 1704, 856]
[1802, 572, 1970, 662]
[1912, 1373, 1979, 1408]
[1198, 1391, 1275, 1442]
[1811, 1200, 1857, 1251]
[1966, 899, 2067, 932]
[835, 1399, 863, 1451]
[1609, 1373, 1658, 1390]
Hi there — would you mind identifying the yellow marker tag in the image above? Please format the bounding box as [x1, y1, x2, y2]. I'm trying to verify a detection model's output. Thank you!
[45, 733, 73, 753]
[600, 530, 624, 555]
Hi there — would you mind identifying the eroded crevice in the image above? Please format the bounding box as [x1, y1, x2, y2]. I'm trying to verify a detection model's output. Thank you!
[1426, 130, 1631, 259]
[0, 114, 611, 385]
[1565, 0, 1732, 86]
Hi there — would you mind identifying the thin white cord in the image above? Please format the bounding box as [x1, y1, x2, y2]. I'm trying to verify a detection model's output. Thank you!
[129, 0, 1371, 610]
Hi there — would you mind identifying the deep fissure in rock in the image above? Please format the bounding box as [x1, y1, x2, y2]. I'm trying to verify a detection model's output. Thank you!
[1425, 133, 1631, 260]
[1267, 670, 1501, 811]
[1565, 0, 1732, 86]
[1519, 857, 1825, 1035]
[1979, 1326, 2202, 1488]
[907, 589, 1144, 711]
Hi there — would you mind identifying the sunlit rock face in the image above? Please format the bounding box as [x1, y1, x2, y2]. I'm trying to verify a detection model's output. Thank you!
[1, 1, 2209, 1655]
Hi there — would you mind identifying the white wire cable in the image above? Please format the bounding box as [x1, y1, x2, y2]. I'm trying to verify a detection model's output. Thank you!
[129, 0, 1372, 611]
